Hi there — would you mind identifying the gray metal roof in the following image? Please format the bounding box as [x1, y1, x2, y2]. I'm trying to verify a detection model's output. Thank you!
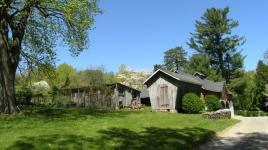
[144, 69, 227, 93]
[160, 69, 202, 85]
[196, 78, 225, 93]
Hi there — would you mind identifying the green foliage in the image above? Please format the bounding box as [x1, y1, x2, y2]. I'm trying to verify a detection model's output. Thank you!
[16, 86, 33, 105]
[153, 64, 162, 71]
[182, 93, 203, 113]
[164, 46, 187, 71]
[184, 54, 222, 81]
[229, 71, 255, 110]
[77, 69, 105, 87]
[54, 63, 77, 89]
[236, 110, 267, 117]
[205, 95, 222, 111]
[104, 72, 120, 84]
[188, 7, 245, 82]
[18, 0, 101, 68]
[254, 61, 268, 111]
[52, 64, 119, 89]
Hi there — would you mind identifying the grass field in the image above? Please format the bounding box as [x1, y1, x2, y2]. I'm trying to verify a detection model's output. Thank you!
[0, 106, 238, 150]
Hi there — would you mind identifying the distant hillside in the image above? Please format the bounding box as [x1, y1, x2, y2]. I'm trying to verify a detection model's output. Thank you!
[116, 66, 151, 90]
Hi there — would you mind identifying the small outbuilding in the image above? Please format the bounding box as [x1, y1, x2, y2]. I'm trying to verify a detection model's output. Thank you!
[144, 69, 233, 114]
[56, 83, 141, 109]
[107, 83, 141, 108]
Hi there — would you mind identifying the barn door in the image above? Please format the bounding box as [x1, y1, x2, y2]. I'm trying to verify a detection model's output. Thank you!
[158, 84, 168, 108]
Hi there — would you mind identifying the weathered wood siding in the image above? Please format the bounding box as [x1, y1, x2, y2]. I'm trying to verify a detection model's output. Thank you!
[112, 83, 141, 108]
[146, 71, 202, 112]
[125, 90, 133, 106]
[148, 76, 177, 112]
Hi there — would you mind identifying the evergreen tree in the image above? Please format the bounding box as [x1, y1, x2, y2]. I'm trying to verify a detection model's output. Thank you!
[184, 54, 222, 81]
[254, 60, 268, 111]
[153, 64, 163, 71]
[188, 7, 245, 83]
[229, 71, 255, 110]
[164, 46, 187, 71]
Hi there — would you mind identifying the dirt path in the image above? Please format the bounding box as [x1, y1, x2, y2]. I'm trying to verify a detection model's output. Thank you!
[200, 116, 268, 150]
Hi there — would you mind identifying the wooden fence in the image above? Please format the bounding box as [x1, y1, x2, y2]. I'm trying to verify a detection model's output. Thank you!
[32, 86, 118, 109]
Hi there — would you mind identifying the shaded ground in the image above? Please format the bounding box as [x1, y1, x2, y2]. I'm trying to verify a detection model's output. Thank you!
[7, 127, 214, 150]
[0, 106, 238, 150]
[200, 116, 268, 150]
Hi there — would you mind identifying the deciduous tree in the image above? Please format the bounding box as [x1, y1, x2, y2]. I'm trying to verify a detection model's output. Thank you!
[0, 0, 100, 113]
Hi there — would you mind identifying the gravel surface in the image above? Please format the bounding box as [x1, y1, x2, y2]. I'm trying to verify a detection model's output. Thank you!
[200, 116, 268, 150]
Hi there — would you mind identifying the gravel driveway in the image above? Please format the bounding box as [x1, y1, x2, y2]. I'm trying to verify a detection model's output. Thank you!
[200, 116, 268, 150]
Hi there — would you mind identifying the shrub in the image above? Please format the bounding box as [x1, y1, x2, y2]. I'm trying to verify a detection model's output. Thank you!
[205, 95, 222, 111]
[182, 93, 203, 113]
[16, 87, 33, 105]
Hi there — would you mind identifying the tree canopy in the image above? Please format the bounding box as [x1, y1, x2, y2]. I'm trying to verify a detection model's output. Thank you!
[0, 0, 100, 113]
[164, 46, 187, 71]
[254, 60, 268, 111]
[184, 54, 222, 81]
[188, 7, 245, 82]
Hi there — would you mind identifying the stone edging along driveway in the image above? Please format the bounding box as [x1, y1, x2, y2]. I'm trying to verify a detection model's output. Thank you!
[200, 116, 268, 150]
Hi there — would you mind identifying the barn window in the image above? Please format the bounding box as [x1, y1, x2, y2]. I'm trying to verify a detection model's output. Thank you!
[159, 84, 169, 107]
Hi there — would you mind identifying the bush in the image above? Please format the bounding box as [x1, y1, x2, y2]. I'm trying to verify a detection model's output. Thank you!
[205, 95, 222, 111]
[16, 87, 33, 105]
[182, 93, 203, 113]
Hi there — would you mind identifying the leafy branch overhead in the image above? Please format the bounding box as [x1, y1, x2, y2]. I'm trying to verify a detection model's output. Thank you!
[0, 0, 100, 113]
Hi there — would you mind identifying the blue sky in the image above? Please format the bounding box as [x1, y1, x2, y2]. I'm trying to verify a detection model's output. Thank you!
[56, 0, 268, 73]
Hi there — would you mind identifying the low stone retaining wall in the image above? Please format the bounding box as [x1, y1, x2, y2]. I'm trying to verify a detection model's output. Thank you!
[202, 109, 231, 119]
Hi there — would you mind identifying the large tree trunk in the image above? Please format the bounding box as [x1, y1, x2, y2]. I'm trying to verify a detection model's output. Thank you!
[0, 2, 29, 114]
[0, 17, 20, 114]
[0, 40, 19, 114]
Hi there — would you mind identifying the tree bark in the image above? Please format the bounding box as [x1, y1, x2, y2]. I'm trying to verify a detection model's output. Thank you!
[218, 52, 226, 81]
[0, 39, 19, 114]
[0, 16, 20, 114]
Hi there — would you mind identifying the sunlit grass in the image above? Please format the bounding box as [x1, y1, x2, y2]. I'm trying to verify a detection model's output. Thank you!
[0, 106, 238, 150]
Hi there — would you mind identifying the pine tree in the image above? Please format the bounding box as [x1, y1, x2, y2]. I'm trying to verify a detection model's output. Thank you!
[164, 46, 187, 72]
[188, 7, 245, 83]
[254, 60, 268, 110]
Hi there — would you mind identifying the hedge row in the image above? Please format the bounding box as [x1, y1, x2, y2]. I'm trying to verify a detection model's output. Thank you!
[236, 110, 267, 117]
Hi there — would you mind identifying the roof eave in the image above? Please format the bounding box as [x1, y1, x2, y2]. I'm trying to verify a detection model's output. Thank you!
[144, 69, 202, 86]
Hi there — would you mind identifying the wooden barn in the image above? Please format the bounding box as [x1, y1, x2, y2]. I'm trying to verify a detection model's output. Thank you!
[107, 83, 141, 108]
[144, 69, 233, 113]
[56, 83, 140, 109]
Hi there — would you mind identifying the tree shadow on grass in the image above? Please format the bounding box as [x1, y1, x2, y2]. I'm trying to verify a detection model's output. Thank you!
[7, 127, 215, 150]
[202, 132, 268, 150]
[0, 106, 145, 122]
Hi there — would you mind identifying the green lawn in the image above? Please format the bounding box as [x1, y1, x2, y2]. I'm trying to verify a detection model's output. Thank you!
[0, 106, 238, 150]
